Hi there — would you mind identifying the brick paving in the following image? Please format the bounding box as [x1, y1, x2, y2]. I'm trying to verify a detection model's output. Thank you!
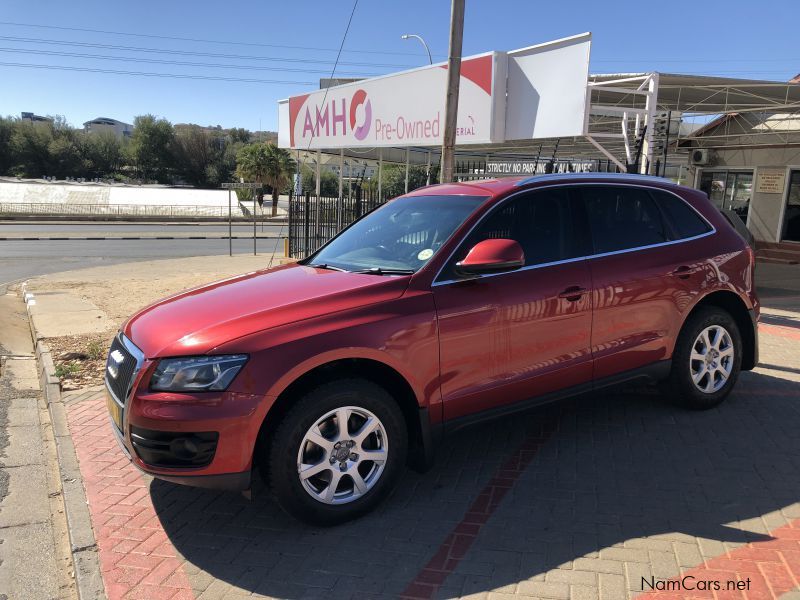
[65, 387, 193, 600]
[63, 316, 800, 600]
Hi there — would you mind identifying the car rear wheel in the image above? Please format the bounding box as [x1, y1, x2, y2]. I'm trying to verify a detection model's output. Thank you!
[266, 379, 407, 525]
[665, 307, 742, 409]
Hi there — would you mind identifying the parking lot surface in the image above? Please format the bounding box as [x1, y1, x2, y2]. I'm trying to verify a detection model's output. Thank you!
[61, 313, 800, 600]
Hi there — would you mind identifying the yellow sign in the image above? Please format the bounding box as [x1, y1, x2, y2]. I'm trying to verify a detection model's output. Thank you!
[756, 170, 786, 194]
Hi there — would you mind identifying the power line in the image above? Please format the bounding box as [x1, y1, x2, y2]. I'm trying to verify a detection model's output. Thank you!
[0, 47, 380, 77]
[0, 35, 415, 69]
[0, 20, 442, 59]
[305, 0, 360, 153]
[0, 61, 317, 85]
[594, 58, 800, 64]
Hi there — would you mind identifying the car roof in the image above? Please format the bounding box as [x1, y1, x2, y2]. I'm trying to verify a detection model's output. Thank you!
[404, 173, 684, 198]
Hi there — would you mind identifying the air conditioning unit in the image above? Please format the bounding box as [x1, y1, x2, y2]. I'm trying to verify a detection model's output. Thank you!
[690, 149, 713, 165]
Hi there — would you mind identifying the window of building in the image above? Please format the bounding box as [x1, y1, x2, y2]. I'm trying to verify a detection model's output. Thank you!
[581, 186, 668, 254]
[699, 170, 753, 224]
[782, 170, 800, 243]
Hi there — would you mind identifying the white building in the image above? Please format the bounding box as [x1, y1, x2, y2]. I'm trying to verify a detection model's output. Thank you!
[83, 117, 133, 139]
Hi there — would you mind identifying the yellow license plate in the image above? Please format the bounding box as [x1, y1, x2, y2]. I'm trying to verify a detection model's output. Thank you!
[106, 393, 123, 430]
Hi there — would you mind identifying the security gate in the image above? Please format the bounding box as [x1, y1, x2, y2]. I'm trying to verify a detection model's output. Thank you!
[288, 188, 385, 258]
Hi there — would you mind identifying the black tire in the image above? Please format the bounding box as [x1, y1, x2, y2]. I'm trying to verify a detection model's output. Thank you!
[665, 306, 742, 410]
[266, 378, 407, 526]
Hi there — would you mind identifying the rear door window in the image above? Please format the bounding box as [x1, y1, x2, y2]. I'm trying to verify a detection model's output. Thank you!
[581, 186, 668, 254]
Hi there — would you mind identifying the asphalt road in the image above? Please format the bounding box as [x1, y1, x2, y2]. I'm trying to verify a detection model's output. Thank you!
[0, 235, 287, 291]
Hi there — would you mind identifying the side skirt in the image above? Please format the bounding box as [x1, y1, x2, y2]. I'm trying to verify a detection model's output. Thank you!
[443, 359, 672, 436]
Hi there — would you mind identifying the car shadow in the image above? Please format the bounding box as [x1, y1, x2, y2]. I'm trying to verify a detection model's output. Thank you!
[150, 369, 800, 598]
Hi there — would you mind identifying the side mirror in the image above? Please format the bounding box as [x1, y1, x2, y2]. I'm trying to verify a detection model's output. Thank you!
[455, 238, 525, 276]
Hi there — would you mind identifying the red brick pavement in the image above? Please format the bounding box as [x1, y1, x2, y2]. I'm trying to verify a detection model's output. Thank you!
[63, 321, 799, 599]
[636, 519, 800, 599]
[66, 396, 195, 600]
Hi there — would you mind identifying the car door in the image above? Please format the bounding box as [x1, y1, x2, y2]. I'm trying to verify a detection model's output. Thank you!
[432, 186, 594, 421]
[580, 184, 713, 380]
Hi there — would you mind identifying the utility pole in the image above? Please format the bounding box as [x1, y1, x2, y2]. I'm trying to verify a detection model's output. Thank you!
[440, 0, 465, 184]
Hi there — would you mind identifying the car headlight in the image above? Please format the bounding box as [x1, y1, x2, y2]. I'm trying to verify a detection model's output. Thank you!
[150, 355, 248, 392]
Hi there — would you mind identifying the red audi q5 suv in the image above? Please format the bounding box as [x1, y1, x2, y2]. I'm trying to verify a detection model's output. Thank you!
[105, 173, 759, 524]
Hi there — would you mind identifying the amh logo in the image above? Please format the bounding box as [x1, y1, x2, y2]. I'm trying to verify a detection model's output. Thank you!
[299, 88, 372, 141]
[349, 89, 372, 141]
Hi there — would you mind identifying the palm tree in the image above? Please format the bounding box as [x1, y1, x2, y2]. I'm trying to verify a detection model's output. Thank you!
[236, 143, 296, 216]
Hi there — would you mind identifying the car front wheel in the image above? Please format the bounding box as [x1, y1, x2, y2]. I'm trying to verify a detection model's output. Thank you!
[266, 379, 407, 525]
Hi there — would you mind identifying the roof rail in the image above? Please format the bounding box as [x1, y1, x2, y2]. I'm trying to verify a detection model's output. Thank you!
[514, 172, 675, 187]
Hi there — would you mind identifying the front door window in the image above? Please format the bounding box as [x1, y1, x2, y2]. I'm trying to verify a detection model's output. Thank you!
[783, 171, 800, 243]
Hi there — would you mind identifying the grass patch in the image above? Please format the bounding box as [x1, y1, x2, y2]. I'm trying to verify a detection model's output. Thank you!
[54, 361, 81, 379]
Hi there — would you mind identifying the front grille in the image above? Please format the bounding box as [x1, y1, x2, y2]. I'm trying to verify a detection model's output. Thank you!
[130, 426, 219, 468]
[105, 335, 139, 405]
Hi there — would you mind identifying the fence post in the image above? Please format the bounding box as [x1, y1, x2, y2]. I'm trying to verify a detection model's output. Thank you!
[304, 192, 311, 256]
[355, 187, 362, 218]
[287, 187, 293, 258]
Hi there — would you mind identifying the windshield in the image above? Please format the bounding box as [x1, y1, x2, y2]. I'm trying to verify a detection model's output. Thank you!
[307, 194, 487, 273]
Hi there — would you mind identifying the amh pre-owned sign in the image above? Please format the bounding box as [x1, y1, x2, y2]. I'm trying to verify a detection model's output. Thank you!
[278, 33, 592, 150]
[279, 53, 504, 149]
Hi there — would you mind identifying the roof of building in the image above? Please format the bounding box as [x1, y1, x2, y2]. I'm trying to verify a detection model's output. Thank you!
[83, 117, 132, 127]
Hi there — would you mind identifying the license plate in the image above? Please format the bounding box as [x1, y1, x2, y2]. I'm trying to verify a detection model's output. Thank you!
[106, 393, 123, 430]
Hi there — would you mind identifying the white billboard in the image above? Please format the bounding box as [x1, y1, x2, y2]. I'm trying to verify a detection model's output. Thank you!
[278, 33, 591, 149]
[505, 33, 592, 140]
[279, 52, 506, 149]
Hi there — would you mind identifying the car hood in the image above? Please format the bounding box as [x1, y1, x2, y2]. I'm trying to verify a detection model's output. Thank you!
[124, 263, 410, 357]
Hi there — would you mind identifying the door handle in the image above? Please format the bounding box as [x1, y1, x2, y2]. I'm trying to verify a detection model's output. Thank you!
[558, 286, 588, 301]
[670, 265, 699, 279]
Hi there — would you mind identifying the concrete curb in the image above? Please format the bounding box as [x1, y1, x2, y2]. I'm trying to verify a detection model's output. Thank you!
[23, 284, 106, 600]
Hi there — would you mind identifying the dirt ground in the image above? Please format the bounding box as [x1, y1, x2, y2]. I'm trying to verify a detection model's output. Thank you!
[23, 254, 285, 387]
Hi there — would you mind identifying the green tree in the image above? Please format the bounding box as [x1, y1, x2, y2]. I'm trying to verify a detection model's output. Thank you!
[129, 115, 174, 182]
[171, 125, 215, 187]
[373, 164, 432, 199]
[0, 117, 15, 175]
[236, 142, 295, 215]
[228, 127, 250, 144]
[80, 130, 124, 178]
[10, 119, 55, 177]
[299, 164, 340, 196]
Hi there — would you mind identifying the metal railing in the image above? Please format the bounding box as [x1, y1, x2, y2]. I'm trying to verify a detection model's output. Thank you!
[288, 189, 384, 258]
[0, 202, 279, 220]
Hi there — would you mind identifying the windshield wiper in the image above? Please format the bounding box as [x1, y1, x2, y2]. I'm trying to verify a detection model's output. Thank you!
[306, 263, 348, 272]
[352, 267, 415, 276]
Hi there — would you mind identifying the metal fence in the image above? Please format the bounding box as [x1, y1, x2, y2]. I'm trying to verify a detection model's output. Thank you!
[0, 202, 277, 220]
[288, 188, 384, 258]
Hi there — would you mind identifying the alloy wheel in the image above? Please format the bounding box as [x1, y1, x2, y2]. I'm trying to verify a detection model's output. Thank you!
[296, 406, 388, 505]
[690, 325, 734, 394]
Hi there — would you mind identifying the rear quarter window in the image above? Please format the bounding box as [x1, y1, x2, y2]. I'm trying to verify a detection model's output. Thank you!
[650, 190, 712, 240]
[581, 185, 668, 254]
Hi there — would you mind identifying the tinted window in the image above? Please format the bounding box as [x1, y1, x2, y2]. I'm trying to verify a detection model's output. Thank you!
[651, 190, 712, 240]
[582, 186, 668, 254]
[442, 188, 580, 278]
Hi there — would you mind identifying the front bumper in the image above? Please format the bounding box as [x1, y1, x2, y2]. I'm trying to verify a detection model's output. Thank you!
[105, 339, 266, 492]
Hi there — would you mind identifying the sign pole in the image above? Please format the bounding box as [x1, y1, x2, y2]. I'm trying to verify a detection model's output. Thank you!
[404, 148, 410, 193]
[253, 188, 257, 256]
[228, 189, 232, 257]
[440, 0, 465, 183]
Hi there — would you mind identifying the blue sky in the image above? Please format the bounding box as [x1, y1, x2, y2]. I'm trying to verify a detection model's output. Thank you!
[0, 0, 797, 132]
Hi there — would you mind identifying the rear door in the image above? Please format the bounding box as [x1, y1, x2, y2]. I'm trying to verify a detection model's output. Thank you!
[433, 186, 594, 420]
[580, 185, 714, 380]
